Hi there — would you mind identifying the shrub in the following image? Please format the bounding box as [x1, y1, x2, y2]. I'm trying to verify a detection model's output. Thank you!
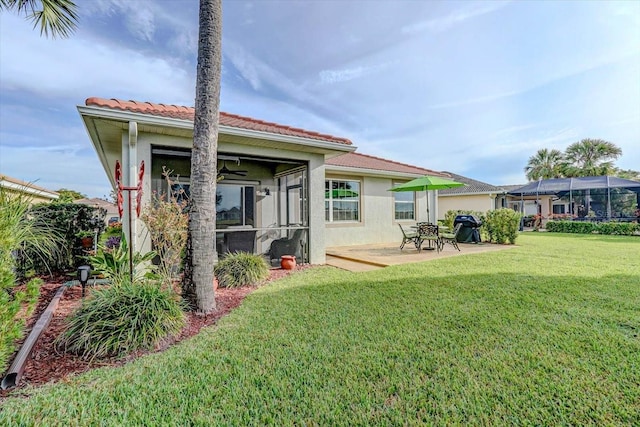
[17, 202, 106, 276]
[485, 208, 522, 244]
[214, 252, 269, 288]
[1, 188, 54, 372]
[99, 223, 122, 246]
[546, 220, 639, 236]
[141, 172, 188, 288]
[56, 280, 186, 359]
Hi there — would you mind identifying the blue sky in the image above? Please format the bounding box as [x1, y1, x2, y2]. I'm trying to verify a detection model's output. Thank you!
[1, 0, 638, 198]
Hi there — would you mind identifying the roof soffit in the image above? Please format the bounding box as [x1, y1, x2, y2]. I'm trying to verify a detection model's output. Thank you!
[78, 105, 354, 156]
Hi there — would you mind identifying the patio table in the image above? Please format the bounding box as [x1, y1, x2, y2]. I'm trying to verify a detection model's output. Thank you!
[412, 224, 439, 251]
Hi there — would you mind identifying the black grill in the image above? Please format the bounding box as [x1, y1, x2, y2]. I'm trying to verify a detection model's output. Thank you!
[453, 215, 482, 243]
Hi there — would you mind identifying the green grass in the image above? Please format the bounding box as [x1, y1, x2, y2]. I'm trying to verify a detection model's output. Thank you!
[1, 233, 639, 425]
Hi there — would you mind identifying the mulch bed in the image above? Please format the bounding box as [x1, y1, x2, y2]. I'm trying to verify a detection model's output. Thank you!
[1, 265, 313, 399]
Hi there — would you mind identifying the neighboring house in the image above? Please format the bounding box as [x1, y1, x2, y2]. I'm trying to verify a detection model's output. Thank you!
[498, 184, 546, 217]
[437, 172, 506, 218]
[0, 175, 59, 204]
[78, 97, 446, 263]
[74, 198, 119, 225]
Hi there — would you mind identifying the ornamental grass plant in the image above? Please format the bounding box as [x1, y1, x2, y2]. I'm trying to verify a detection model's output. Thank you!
[0, 187, 59, 372]
[214, 252, 270, 288]
[56, 279, 186, 359]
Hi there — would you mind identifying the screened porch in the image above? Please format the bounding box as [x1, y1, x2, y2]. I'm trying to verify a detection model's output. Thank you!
[150, 147, 310, 265]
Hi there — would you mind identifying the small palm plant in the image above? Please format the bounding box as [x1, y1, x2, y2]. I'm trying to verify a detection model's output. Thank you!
[87, 238, 155, 285]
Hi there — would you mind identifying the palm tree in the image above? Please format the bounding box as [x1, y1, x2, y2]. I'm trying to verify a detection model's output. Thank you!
[614, 168, 640, 181]
[0, 0, 78, 38]
[182, 0, 221, 314]
[563, 138, 622, 177]
[524, 148, 565, 181]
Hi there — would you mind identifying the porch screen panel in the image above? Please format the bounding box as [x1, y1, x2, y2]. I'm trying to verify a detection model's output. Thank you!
[325, 179, 360, 222]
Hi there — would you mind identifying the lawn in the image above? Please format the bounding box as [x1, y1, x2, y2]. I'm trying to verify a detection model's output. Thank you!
[1, 233, 638, 425]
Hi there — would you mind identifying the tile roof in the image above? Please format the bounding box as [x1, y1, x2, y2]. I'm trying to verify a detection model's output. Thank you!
[0, 174, 59, 197]
[74, 197, 117, 209]
[438, 172, 505, 195]
[85, 97, 352, 145]
[326, 152, 447, 177]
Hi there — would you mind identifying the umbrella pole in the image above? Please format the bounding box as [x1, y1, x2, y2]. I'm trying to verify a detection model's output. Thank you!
[426, 190, 429, 223]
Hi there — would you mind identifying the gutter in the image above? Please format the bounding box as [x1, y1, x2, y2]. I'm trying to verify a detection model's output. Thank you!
[439, 191, 506, 197]
[325, 165, 428, 179]
[0, 180, 59, 200]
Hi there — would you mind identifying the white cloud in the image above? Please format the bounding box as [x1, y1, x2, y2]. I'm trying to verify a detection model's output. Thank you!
[0, 14, 194, 104]
[319, 67, 365, 84]
[402, 1, 510, 34]
[84, 0, 157, 41]
[224, 42, 263, 90]
[318, 61, 391, 85]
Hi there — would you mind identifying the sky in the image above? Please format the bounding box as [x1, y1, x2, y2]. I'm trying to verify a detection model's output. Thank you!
[1, 0, 639, 198]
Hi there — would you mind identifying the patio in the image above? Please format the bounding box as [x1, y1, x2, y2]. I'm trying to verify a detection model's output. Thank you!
[326, 241, 514, 271]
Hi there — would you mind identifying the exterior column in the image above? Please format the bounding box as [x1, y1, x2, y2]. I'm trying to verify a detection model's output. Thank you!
[121, 121, 138, 251]
[307, 156, 326, 264]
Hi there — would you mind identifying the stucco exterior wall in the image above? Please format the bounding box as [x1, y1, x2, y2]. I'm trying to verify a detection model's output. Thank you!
[437, 194, 496, 218]
[324, 175, 431, 247]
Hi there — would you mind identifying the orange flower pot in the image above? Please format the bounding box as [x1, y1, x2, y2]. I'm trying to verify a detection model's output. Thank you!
[280, 255, 296, 270]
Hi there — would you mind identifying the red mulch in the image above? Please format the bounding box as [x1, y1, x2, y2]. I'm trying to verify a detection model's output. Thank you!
[1, 265, 313, 399]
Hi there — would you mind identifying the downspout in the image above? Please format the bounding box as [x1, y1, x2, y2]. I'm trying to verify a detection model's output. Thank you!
[1, 285, 66, 389]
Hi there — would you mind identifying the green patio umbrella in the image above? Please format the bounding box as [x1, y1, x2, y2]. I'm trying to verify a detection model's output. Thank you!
[389, 175, 465, 222]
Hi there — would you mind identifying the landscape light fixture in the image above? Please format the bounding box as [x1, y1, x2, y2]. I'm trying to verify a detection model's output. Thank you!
[77, 265, 91, 297]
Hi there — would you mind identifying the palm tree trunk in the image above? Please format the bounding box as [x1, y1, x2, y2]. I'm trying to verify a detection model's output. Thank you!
[183, 0, 222, 313]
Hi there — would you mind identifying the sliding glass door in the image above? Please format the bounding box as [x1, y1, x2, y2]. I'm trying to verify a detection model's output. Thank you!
[216, 183, 255, 228]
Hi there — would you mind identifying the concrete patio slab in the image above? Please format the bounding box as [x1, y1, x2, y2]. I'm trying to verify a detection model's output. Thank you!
[326, 255, 383, 272]
[326, 241, 515, 270]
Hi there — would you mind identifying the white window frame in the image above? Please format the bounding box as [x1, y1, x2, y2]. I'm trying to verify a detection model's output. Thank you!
[393, 182, 415, 221]
[325, 179, 361, 223]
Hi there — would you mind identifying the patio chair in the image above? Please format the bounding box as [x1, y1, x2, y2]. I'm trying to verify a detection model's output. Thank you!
[439, 223, 462, 251]
[398, 224, 419, 250]
[416, 223, 440, 253]
[269, 228, 305, 265]
[220, 229, 257, 257]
